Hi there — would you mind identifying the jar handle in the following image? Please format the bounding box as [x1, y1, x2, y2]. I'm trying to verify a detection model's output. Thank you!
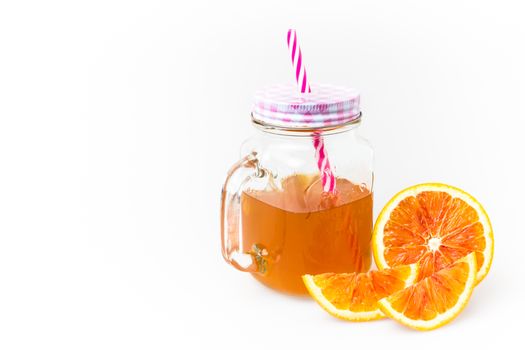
[221, 152, 269, 274]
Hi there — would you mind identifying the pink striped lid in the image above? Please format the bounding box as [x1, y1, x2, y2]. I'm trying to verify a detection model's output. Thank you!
[252, 83, 360, 129]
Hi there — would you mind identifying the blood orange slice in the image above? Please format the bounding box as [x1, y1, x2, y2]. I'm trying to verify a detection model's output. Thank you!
[378, 253, 477, 330]
[373, 183, 493, 284]
[302, 264, 418, 321]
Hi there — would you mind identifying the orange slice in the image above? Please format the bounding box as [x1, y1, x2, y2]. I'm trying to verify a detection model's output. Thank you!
[373, 183, 493, 284]
[302, 264, 418, 321]
[378, 253, 476, 330]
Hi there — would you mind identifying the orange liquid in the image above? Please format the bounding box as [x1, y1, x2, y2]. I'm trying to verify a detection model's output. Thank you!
[241, 174, 373, 295]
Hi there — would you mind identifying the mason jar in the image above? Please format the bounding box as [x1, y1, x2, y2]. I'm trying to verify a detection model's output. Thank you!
[221, 84, 373, 295]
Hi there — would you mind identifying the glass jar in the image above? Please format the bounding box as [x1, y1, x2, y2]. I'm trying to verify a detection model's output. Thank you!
[221, 84, 374, 295]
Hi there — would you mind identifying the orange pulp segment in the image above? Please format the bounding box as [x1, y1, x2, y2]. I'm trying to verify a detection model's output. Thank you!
[378, 253, 477, 330]
[302, 264, 418, 321]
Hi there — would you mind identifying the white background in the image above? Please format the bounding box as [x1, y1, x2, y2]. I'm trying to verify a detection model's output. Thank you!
[1, 1, 524, 349]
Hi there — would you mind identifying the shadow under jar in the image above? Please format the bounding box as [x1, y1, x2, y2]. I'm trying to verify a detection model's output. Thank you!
[221, 84, 373, 295]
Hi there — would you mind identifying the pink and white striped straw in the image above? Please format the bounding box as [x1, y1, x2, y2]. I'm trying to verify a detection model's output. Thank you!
[286, 29, 336, 193]
[312, 132, 336, 192]
[286, 29, 311, 93]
